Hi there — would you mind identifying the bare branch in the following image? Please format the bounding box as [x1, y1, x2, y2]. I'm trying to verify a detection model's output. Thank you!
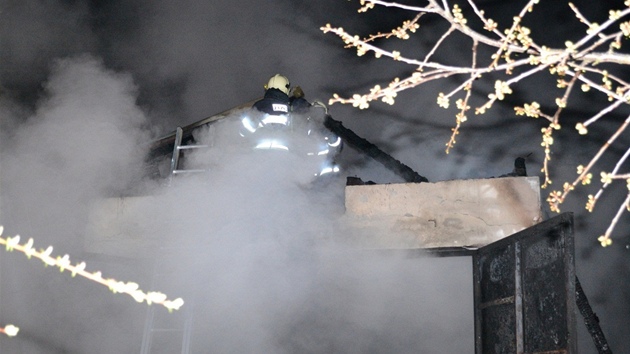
[326, 0, 630, 245]
[572, 6, 630, 49]
[0, 226, 185, 312]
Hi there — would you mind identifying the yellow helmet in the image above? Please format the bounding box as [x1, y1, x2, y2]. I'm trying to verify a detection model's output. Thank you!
[265, 74, 290, 95]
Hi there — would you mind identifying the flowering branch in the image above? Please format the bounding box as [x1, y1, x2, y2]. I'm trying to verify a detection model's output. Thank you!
[0, 226, 184, 319]
[0, 324, 19, 337]
[323, 0, 630, 246]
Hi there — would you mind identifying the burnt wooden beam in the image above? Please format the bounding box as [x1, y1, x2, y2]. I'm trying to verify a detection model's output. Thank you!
[324, 115, 429, 183]
[575, 276, 612, 354]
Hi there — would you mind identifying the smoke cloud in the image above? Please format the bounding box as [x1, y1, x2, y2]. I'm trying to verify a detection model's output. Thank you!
[1, 55, 151, 247]
[126, 112, 474, 353]
[0, 56, 473, 353]
[0, 55, 154, 353]
[1, 0, 628, 352]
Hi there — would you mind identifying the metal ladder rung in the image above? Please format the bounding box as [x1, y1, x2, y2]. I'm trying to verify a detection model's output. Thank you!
[172, 169, 208, 174]
[140, 254, 194, 354]
[169, 127, 210, 180]
[150, 328, 185, 333]
[177, 145, 208, 150]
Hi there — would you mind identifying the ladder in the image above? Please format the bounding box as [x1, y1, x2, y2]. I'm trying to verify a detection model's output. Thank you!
[139, 302, 194, 354]
[141, 124, 210, 352]
[139, 250, 195, 354]
[140, 127, 208, 354]
[169, 126, 209, 181]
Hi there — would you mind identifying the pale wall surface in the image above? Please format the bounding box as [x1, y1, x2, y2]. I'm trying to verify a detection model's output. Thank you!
[85, 177, 542, 256]
[340, 176, 542, 249]
[84, 195, 168, 258]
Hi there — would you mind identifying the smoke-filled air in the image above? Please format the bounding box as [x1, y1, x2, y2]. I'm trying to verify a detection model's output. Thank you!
[1, 0, 628, 353]
[0, 55, 472, 353]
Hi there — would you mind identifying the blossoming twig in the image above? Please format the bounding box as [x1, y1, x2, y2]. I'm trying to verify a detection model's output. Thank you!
[324, 0, 630, 246]
[0, 324, 19, 337]
[0, 226, 184, 313]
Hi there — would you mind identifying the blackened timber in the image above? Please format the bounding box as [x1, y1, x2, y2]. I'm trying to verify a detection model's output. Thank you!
[575, 276, 612, 354]
[147, 99, 260, 160]
[370, 247, 475, 258]
[324, 115, 429, 183]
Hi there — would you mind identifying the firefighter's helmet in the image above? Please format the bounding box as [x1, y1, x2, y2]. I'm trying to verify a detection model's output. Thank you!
[265, 74, 290, 95]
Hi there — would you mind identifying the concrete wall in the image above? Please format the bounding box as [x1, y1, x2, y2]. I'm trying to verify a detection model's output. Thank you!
[339, 176, 542, 249]
[85, 176, 542, 256]
[84, 195, 167, 258]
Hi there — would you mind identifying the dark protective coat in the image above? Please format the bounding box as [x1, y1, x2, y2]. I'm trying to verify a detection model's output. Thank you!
[289, 96, 311, 113]
[252, 88, 290, 115]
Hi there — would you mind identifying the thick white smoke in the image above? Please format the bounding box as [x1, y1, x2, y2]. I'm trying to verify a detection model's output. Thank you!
[2, 1, 629, 351]
[0, 56, 154, 353]
[134, 111, 474, 353]
[1, 55, 151, 247]
[0, 57, 474, 353]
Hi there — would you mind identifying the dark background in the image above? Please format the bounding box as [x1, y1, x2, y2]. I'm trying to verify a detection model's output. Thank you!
[0, 1, 628, 353]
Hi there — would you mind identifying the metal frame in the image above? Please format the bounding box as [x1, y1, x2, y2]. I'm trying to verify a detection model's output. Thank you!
[473, 213, 577, 353]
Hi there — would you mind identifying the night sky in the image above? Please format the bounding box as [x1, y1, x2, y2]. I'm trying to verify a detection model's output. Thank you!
[1, 1, 629, 353]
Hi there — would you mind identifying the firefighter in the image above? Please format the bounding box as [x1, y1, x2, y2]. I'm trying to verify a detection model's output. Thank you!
[289, 85, 311, 114]
[252, 74, 291, 115]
